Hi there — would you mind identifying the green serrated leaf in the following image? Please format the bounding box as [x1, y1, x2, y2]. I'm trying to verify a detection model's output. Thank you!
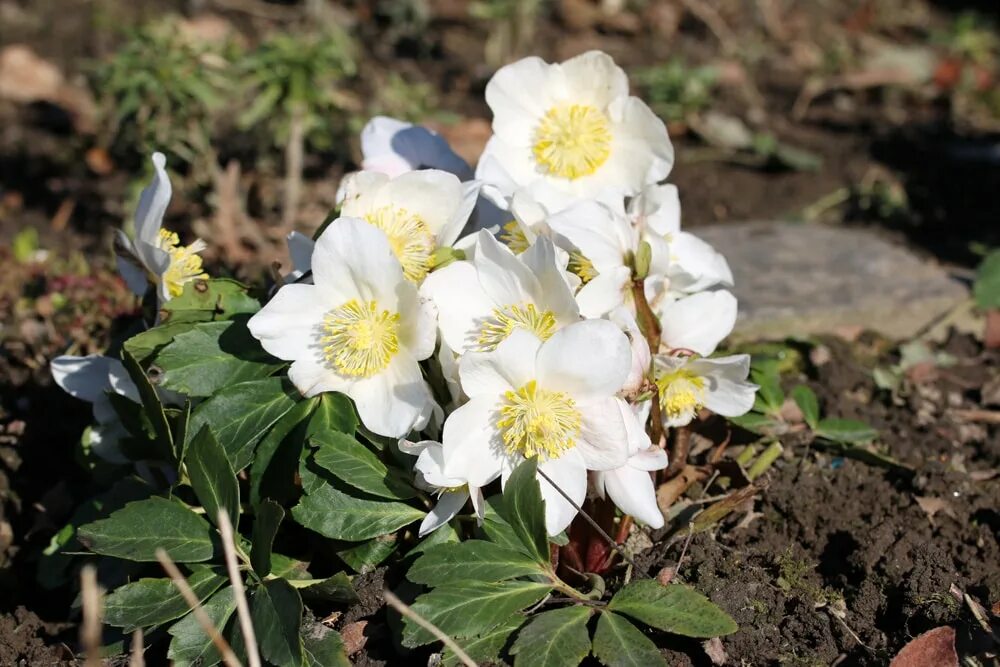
[751, 366, 784, 415]
[481, 497, 530, 556]
[290, 571, 357, 604]
[78, 496, 215, 562]
[499, 458, 549, 564]
[338, 534, 397, 573]
[974, 249, 1000, 309]
[442, 615, 524, 667]
[403, 579, 551, 647]
[186, 426, 239, 529]
[408, 540, 547, 586]
[120, 349, 174, 460]
[302, 622, 350, 667]
[408, 520, 460, 558]
[155, 321, 281, 397]
[306, 392, 357, 436]
[790, 385, 820, 430]
[510, 605, 592, 667]
[312, 430, 415, 500]
[186, 377, 300, 471]
[159, 278, 260, 325]
[104, 568, 225, 632]
[292, 458, 424, 541]
[124, 321, 196, 365]
[251, 579, 303, 666]
[592, 611, 666, 667]
[167, 586, 236, 666]
[250, 396, 317, 507]
[607, 580, 737, 638]
[815, 418, 877, 444]
[250, 500, 284, 577]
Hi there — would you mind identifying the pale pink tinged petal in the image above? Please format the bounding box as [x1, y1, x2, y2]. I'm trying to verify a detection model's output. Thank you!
[536, 320, 631, 400]
[658, 290, 737, 356]
[442, 397, 505, 487]
[556, 51, 629, 109]
[575, 267, 631, 318]
[458, 329, 540, 398]
[603, 464, 663, 529]
[537, 450, 587, 535]
[134, 152, 171, 246]
[350, 352, 431, 438]
[51, 355, 113, 403]
[474, 230, 543, 307]
[247, 284, 329, 361]
[574, 397, 630, 471]
[419, 490, 469, 536]
[288, 357, 352, 398]
[420, 260, 495, 353]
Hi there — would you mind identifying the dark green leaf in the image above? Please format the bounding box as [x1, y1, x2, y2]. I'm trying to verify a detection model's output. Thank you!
[159, 278, 260, 325]
[815, 418, 877, 444]
[250, 396, 317, 507]
[592, 611, 666, 667]
[104, 569, 225, 632]
[156, 321, 281, 397]
[291, 572, 357, 604]
[408, 540, 547, 586]
[250, 579, 303, 666]
[292, 458, 424, 541]
[338, 534, 397, 573]
[408, 521, 460, 558]
[250, 500, 284, 577]
[402, 580, 551, 647]
[78, 496, 215, 563]
[509, 606, 592, 667]
[186, 377, 300, 471]
[498, 458, 549, 564]
[607, 580, 737, 638]
[313, 430, 415, 500]
[167, 586, 236, 666]
[306, 392, 357, 436]
[790, 386, 819, 430]
[120, 349, 174, 460]
[751, 366, 784, 415]
[186, 426, 239, 529]
[124, 321, 196, 364]
[974, 249, 1000, 309]
[302, 622, 350, 667]
[442, 615, 524, 667]
[481, 497, 530, 556]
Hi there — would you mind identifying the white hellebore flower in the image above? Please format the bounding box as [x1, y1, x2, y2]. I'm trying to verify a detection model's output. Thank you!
[442, 322, 633, 535]
[421, 231, 580, 355]
[248, 217, 436, 438]
[360, 116, 472, 181]
[594, 445, 668, 529]
[50, 355, 138, 463]
[339, 169, 480, 284]
[658, 290, 738, 357]
[476, 51, 673, 200]
[653, 354, 757, 428]
[114, 152, 208, 303]
[400, 439, 484, 536]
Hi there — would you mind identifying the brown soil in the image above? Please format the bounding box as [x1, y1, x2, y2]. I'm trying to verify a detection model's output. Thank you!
[0, 606, 74, 666]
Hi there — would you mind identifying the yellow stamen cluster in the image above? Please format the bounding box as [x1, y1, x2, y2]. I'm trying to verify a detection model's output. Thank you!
[500, 221, 530, 254]
[320, 299, 400, 377]
[157, 229, 208, 299]
[478, 303, 557, 351]
[655, 367, 706, 423]
[497, 380, 581, 459]
[567, 250, 598, 284]
[364, 206, 436, 283]
[532, 104, 612, 180]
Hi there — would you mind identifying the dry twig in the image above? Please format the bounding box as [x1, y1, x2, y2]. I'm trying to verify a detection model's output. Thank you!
[80, 565, 103, 667]
[218, 510, 261, 667]
[383, 589, 477, 667]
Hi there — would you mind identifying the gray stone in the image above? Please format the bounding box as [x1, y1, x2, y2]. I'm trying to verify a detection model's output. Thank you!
[694, 221, 970, 340]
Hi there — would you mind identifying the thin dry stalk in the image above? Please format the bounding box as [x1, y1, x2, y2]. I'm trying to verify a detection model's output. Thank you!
[383, 589, 477, 667]
[80, 565, 103, 667]
[129, 628, 145, 667]
[218, 510, 261, 667]
[155, 548, 242, 667]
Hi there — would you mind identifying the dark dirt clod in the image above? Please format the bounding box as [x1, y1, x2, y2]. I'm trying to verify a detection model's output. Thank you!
[0, 606, 73, 666]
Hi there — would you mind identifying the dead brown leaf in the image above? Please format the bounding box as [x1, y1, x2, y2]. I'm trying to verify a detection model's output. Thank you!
[703, 636, 728, 665]
[889, 626, 958, 667]
[914, 496, 956, 522]
[340, 620, 368, 656]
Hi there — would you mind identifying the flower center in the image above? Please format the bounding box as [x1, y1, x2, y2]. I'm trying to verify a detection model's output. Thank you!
[567, 250, 598, 284]
[497, 380, 581, 459]
[655, 368, 706, 424]
[532, 104, 612, 180]
[500, 221, 530, 254]
[156, 229, 208, 299]
[364, 206, 435, 283]
[478, 303, 557, 351]
[320, 299, 400, 377]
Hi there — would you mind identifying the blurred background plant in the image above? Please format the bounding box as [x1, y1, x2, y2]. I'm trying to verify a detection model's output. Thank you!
[634, 58, 719, 129]
[469, 0, 544, 69]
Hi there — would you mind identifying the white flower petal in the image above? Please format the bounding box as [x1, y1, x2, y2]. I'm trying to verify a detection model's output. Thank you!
[51, 355, 113, 403]
[134, 152, 171, 246]
[518, 237, 580, 323]
[537, 449, 587, 535]
[287, 357, 352, 398]
[458, 329, 540, 398]
[630, 446, 669, 472]
[690, 355, 758, 417]
[350, 352, 431, 438]
[247, 284, 328, 361]
[474, 230, 542, 307]
[536, 320, 630, 400]
[670, 232, 734, 292]
[557, 51, 629, 109]
[631, 184, 680, 236]
[419, 490, 469, 536]
[286, 231, 315, 277]
[658, 290, 737, 356]
[442, 397, 506, 487]
[602, 464, 663, 529]
[361, 116, 472, 180]
[574, 397, 630, 471]
[575, 267, 631, 318]
[420, 260, 495, 353]
[311, 217, 405, 307]
[485, 56, 553, 142]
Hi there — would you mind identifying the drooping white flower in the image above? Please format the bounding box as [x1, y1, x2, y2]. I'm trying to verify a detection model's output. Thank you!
[476, 51, 673, 200]
[360, 116, 472, 181]
[114, 153, 209, 303]
[248, 217, 437, 438]
[51, 355, 137, 462]
[441, 322, 633, 535]
[653, 354, 757, 428]
[400, 439, 485, 536]
[338, 170, 480, 284]
[421, 231, 580, 355]
[593, 445, 668, 529]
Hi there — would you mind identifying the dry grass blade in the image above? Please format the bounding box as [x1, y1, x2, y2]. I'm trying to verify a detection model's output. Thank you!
[80, 565, 103, 667]
[155, 548, 242, 667]
[383, 589, 477, 667]
[129, 628, 145, 667]
[218, 509, 261, 667]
